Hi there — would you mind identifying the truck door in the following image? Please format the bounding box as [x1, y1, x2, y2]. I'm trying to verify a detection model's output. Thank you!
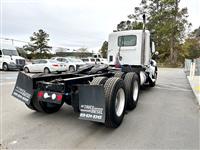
[118, 35, 139, 65]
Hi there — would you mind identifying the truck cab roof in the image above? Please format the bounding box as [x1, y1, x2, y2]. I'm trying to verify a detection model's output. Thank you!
[110, 30, 150, 36]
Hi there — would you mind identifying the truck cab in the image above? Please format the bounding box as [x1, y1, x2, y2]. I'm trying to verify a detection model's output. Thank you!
[108, 30, 155, 66]
[0, 43, 26, 71]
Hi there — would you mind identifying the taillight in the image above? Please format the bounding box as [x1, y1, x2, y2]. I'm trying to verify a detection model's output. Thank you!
[115, 64, 121, 68]
[52, 64, 59, 67]
[56, 95, 63, 102]
[38, 91, 44, 97]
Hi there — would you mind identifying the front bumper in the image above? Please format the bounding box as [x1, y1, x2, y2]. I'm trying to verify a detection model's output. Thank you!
[8, 64, 24, 70]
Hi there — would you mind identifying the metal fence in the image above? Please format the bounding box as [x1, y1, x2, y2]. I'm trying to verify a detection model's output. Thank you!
[185, 58, 200, 76]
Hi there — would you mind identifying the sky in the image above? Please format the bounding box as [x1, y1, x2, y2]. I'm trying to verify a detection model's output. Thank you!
[0, 0, 200, 51]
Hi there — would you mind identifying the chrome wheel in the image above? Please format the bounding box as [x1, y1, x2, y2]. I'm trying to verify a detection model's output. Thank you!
[133, 80, 139, 102]
[115, 88, 125, 117]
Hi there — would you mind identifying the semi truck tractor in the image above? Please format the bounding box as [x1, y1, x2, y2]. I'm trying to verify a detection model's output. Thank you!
[0, 43, 26, 71]
[12, 21, 158, 128]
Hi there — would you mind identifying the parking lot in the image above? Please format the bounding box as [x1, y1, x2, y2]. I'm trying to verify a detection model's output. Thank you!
[0, 68, 199, 149]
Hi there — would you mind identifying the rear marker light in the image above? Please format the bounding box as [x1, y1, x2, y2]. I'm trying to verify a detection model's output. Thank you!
[37, 91, 44, 97]
[57, 95, 63, 102]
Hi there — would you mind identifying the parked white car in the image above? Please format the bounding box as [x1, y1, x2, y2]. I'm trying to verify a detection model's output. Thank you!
[81, 57, 96, 65]
[51, 57, 85, 72]
[0, 43, 26, 71]
[65, 57, 86, 71]
[23, 59, 67, 74]
[93, 53, 108, 64]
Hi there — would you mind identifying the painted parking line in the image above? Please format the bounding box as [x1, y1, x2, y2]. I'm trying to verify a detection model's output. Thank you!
[155, 84, 192, 92]
[0, 82, 16, 86]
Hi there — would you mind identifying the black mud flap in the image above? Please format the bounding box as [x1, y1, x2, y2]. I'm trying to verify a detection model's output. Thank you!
[12, 72, 33, 105]
[78, 85, 106, 123]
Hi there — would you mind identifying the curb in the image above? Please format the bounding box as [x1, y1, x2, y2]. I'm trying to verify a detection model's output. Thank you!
[187, 76, 200, 105]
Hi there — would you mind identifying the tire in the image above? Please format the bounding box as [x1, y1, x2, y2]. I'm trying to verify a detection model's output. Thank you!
[24, 67, 29, 73]
[44, 67, 50, 74]
[69, 66, 75, 72]
[149, 69, 157, 87]
[104, 77, 126, 128]
[25, 91, 39, 111]
[90, 77, 108, 85]
[32, 90, 64, 113]
[124, 72, 140, 110]
[114, 72, 125, 79]
[2, 63, 8, 71]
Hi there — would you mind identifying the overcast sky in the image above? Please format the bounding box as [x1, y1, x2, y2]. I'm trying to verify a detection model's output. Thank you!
[1, 0, 200, 51]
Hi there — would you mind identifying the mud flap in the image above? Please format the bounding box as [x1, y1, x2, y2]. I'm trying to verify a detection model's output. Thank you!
[78, 85, 106, 123]
[12, 72, 33, 105]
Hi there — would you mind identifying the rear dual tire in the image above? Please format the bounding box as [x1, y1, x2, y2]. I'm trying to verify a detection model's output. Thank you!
[91, 77, 126, 128]
[104, 77, 126, 128]
[124, 72, 140, 110]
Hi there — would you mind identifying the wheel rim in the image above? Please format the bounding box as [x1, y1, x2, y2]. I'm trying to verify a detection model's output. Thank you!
[44, 68, 49, 74]
[25, 68, 28, 73]
[3, 64, 7, 70]
[153, 72, 157, 82]
[133, 80, 139, 101]
[115, 88, 125, 117]
[69, 67, 75, 72]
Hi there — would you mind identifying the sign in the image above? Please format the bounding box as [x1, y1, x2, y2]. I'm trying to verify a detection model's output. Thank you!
[78, 85, 106, 123]
[12, 72, 33, 104]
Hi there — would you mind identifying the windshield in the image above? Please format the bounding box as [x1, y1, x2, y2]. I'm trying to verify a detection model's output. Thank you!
[2, 49, 18, 56]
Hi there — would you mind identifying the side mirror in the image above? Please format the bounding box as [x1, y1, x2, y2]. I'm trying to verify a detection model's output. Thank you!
[154, 51, 159, 56]
[152, 51, 159, 60]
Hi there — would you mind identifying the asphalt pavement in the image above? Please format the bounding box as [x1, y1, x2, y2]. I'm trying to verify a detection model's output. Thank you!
[0, 68, 199, 149]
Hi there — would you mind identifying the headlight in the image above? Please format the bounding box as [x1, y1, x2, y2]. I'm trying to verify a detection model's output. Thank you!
[10, 62, 15, 64]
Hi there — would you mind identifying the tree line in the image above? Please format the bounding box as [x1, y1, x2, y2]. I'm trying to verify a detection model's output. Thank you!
[114, 0, 200, 66]
[17, 29, 93, 59]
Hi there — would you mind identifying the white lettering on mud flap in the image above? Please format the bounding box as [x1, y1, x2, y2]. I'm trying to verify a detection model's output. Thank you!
[78, 85, 106, 123]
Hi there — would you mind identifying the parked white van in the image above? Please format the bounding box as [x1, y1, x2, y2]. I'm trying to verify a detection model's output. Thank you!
[0, 43, 26, 71]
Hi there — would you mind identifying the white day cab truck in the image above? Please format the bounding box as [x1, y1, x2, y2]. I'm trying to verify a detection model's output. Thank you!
[0, 43, 26, 71]
[12, 19, 158, 128]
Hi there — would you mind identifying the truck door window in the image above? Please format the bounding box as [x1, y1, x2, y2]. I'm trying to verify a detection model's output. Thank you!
[118, 35, 137, 47]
